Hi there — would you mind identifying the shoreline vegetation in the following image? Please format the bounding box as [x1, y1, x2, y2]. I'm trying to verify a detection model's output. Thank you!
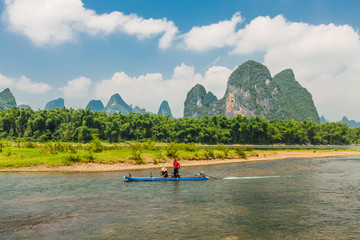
[1, 107, 360, 173]
[1, 107, 360, 146]
[1, 140, 360, 172]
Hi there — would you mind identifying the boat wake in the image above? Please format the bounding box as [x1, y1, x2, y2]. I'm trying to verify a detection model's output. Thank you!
[223, 175, 292, 180]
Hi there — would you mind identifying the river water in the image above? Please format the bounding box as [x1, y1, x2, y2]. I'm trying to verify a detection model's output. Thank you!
[1, 156, 360, 239]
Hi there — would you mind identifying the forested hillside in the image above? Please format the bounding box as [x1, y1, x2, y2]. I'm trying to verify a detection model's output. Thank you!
[0, 107, 358, 145]
[184, 60, 320, 122]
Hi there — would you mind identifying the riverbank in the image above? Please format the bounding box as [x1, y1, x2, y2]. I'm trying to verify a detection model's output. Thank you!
[2, 150, 360, 172]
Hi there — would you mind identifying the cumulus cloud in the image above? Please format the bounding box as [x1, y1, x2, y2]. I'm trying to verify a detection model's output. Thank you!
[254, 18, 360, 121]
[94, 64, 231, 117]
[202, 66, 233, 98]
[60, 76, 92, 98]
[180, 13, 360, 120]
[0, 73, 51, 94]
[181, 12, 242, 51]
[3, 0, 178, 48]
[4, 1, 360, 120]
[16, 75, 52, 93]
[0, 73, 14, 87]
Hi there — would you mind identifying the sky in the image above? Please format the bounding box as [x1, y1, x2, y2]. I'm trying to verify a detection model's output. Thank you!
[1, 0, 360, 121]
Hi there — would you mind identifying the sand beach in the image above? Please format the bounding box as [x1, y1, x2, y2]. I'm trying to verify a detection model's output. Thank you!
[1, 150, 360, 172]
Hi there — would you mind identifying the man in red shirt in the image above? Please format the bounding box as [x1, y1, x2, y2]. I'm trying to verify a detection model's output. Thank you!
[173, 159, 180, 178]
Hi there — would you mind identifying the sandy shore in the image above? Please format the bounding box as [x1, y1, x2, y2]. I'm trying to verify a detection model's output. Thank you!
[1, 150, 360, 173]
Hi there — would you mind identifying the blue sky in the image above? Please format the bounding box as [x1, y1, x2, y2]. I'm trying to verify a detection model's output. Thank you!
[1, 0, 360, 120]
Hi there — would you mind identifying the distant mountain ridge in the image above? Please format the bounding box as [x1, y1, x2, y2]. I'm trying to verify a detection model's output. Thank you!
[86, 100, 104, 112]
[45, 98, 65, 110]
[0, 62, 321, 123]
[19, 104, 30, 109]
[0, 88, 17, 110]
[271, 69, 319, 122]
[184, 60, 320, 123]
[184, 84, 219, 118]
[105, 94, 132, 114]
[320, 115, 328, 123]
[104, 93, 147, 114]
[157, 100, 173, 117]
[341, 116, 360, 128]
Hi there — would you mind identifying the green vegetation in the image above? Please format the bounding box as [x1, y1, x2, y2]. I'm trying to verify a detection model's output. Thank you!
[157, 100, 173, 117]
[184, 60, 320, 123]
[271, 69, 319, 122]
[0, 107, 360, 145]
[183, 84, 219, 118]
[0, 136, 358, 169]
[227, 60, 275, 113]
[0, 141, 258, 168]
[45, 98, 65, 110]
[105, 93, 133, 114]
[129, 141, 145, 164]
[86, 100, 104, 112]
[0, 88, 16, 111]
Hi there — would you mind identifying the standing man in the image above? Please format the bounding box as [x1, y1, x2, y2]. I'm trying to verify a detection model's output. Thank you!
[173, 159, 180, 178]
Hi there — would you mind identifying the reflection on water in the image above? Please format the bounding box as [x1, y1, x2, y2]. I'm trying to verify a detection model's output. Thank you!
[1, 157, 360, 239]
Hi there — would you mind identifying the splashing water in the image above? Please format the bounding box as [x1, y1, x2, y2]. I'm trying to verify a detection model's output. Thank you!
[223, 175, 292, 180]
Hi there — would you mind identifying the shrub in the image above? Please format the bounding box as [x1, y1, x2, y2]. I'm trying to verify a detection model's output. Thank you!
[166, 142, 179, 159]
[65, 153, 81, 163]
[217, 144, 229, 158]
[91, 136, 103, 153]
[235, 148, 246, 158]
[143, 140, 158, 151]
[24, 142, 36, 148]
[154, 151, 166, 163]
[216, 152, 225, 159]
[83, 151, 95, 162]
[242, 146, 254, 151]
[66, 144, 77, 153]
[43, 142, 66, 154]
[204, 147, 215, 159]
[43, 142, 57, 154]
[183, 143, 199, 152]
[3, 149, 12, 156]
[129, 142, 144, 164]
[55, 142, 66, 152]
[76, 143, 83, 150]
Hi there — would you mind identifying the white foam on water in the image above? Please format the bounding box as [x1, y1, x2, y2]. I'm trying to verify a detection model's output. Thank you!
[223, 175, 292, 180]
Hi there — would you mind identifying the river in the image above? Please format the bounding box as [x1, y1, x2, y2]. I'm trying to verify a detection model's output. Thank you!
[1, 156, 360, 239]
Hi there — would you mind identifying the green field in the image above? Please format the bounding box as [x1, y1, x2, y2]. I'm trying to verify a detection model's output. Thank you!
[0, 140, 264, 169]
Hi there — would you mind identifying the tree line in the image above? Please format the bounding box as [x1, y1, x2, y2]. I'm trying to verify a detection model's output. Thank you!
[0, 107, 359, 145]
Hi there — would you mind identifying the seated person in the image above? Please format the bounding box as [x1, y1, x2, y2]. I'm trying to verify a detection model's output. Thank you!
[194, 171, 205, 176]
[160, 167, 168, 178]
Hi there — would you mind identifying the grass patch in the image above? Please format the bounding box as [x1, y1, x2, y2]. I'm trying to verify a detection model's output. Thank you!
[0, 141, 355, 169]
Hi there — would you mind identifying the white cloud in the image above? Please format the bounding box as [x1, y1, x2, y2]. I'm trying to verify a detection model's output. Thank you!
[3, 0, 178, 48]
[0, 73, 52, 109]
[4, 2, 360, 121]
[202, 66, 232, 98]
[95, 64, 232, 117]
[0, 73, 51, 94]
[16, 75, 52, 93]
[181, 12, 242, 51]
[0, 73, 14, 87]
[180, 13, 360, 121]
[255, 18, 360, 121]
[60, 76, 92, 98]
